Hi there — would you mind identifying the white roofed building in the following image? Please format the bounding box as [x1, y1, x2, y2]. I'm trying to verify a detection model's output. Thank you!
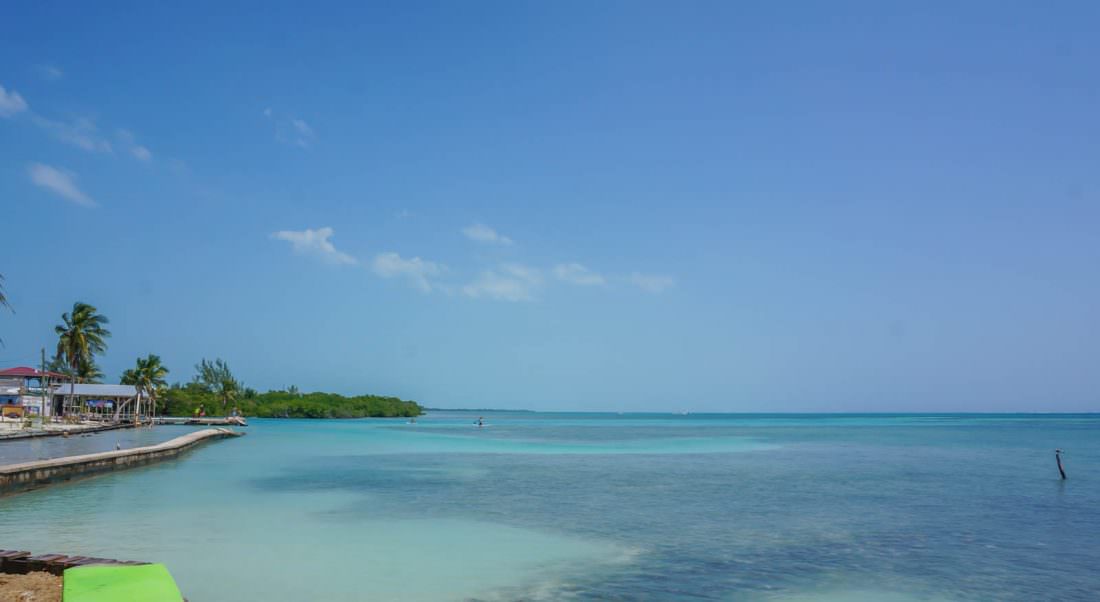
[52, 383, 142, 421]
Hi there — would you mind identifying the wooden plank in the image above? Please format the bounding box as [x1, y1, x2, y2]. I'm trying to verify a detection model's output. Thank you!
[4, 556, 32, 574]
[25, 553, 67, 573]
[39, 555, 73, 576]
[0, 550, 149, 575]
[0, 550, 30, 573]
[48, 554, 77, 575]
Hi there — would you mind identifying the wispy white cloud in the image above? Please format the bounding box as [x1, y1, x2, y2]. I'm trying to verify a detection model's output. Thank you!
[270, 227, 357, 265]
[8, 83, 158, 182]
[291, 118, 315, 148]
[35, 64, 63, 81]
[553, 263, 606, 286]
[0, 84, 29, 118]
[292, 119, 313, 137]
[463, 263, 542, 302]
[264, 109, 316, 149]
[10, 90, 151, 158]
[27, 163, 96, 207]
[116, 129, 152, 162]
[462, 223, 513, 246]
[371, 252, 443, 293]
[4, 82, 156, 164]
[630, 272, 675, 293]
[32, 115, 112, 153]
[131, 145, 152, 161]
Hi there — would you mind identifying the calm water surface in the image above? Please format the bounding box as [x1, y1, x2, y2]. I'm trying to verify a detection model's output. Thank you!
[1, 412, 1098, 601]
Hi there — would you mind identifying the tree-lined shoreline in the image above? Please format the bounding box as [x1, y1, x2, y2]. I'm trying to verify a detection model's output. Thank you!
[161, 357, 422, 419]
[163, 385, 422, 419]
[3, 294, 423, 420]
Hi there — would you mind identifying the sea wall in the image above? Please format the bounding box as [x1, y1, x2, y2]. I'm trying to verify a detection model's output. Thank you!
[0, 428, 243, 496]
[0, 422, 134, 441]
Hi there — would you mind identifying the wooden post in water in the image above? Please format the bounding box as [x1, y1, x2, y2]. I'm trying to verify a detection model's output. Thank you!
[1055, 449, 1066, 480]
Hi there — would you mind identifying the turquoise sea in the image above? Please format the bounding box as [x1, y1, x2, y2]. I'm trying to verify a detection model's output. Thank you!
[1, 412, 1098, 601]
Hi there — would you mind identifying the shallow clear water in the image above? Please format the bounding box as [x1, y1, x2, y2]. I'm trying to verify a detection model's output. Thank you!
[1, 412, 1098, 601]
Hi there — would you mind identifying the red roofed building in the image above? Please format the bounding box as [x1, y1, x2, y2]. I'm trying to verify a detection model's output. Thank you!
[0, 366, 70, 379]
[0, 366, 71, 418]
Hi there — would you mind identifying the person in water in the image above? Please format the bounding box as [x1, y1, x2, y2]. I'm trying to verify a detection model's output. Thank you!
[477, 416, 484, 427]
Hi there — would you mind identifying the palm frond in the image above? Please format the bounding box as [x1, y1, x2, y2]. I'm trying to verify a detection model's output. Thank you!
[55, 302, 111, 384]
[0, 274, 10, 311]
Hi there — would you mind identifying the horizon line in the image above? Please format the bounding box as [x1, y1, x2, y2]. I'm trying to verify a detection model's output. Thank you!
[424, 408, 1100, 415]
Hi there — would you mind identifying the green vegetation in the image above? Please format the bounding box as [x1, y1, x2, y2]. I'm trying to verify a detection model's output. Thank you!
[39, 301, 421, 419]
[160, 358, 421, 419]
[194, 358, 240, 410]
[120, 354, 170, 419]
[162, 384, 421, 418]
[54, 302, 111, 384]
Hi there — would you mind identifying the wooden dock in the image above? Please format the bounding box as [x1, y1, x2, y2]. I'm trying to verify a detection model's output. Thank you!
[153, 416, 248, 427]
[0, 549, 146, 576]
[0, 428, 244, 496]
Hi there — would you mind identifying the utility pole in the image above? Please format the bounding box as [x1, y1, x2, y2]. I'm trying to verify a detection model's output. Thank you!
[40, 347, 47, 426]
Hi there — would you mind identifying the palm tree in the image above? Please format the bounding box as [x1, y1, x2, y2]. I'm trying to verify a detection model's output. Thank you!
[0, 274, 11, 347]
[196, 358, 239, 413]
[49, 357, 105, 383]
[76, 358, 104, 383]
[55, 302, 111, 417]
[120, 354, 169, 422]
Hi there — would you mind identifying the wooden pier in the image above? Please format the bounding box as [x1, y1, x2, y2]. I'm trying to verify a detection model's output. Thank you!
[0, 549, 146, 576]
[0, 428, 244, 496]
[153, 416, 248, 427]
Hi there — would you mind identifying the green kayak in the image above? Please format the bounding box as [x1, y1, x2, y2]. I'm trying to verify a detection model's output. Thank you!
[63, 563, 183, 601]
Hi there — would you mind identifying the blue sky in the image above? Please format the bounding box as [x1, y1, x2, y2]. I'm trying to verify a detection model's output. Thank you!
[1, 2, 1098, 411]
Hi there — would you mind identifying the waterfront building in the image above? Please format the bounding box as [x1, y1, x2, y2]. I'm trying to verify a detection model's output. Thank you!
[0, 366, 70, 418]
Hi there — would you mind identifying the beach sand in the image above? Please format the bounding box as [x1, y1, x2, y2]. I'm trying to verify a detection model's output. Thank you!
[0, 572, 61, 602]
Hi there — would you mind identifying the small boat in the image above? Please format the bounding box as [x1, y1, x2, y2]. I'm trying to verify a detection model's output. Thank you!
[63, 563, 184, 601]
